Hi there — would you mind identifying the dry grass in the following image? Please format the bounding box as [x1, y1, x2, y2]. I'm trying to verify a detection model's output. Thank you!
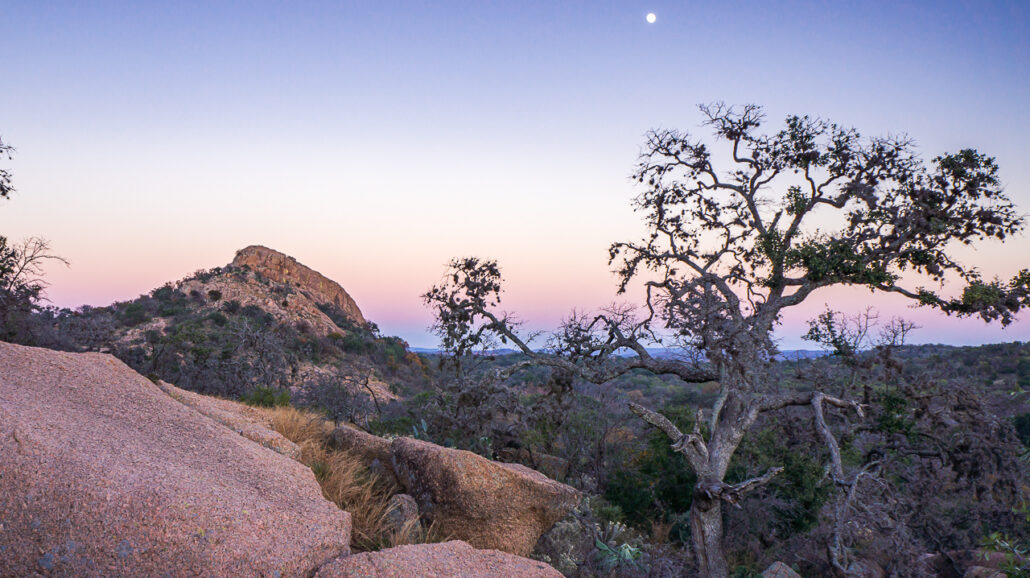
[266, 406, 332, 447]
[265, 406, 446, 551]
[388, 517, 450, 547]
[650, 520, 673, 545]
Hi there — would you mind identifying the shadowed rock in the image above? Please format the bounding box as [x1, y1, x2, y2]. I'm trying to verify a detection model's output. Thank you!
[497, 446, 571, 482]
[763, 561, 802, 578]
[390, 437, 580, 556]
[384, 493, 420, 535]
[0, 342, 350, 576]
[331, 424, 399, 486]
[315, 540, 562, 577]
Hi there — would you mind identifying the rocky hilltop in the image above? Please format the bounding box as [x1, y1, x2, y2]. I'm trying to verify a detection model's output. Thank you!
[231, 245, 366, 326]
[59, 245, 421, 407]
[169, 245, 366, 338]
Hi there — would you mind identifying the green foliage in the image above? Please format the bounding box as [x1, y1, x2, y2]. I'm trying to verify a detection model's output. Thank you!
[803, 308, 857, 359]
[152, 284, 177, 302]
[1014, 413, 1030, 446]
[240, 385, 291, 408]
[785, 185, 808, 216]
[981, 532, 1030, 576]
[0, 137, 14, 199]
[310, 460, 329, 482]
[876, 390, 915, 436]
[410, 417, 430, 439]
[240, 304, 274, 326]
[594, 539, 642, 573]
[206, 311, 228, 326]
[120, 302, 150, 326]
[604, 406, 697, 530]
[207, 289, 222, 301]
[786, 237, 896, 286]
[368, 415, 416, 437]
[732, 427, 833, 535]
[335, 330, 369, 354]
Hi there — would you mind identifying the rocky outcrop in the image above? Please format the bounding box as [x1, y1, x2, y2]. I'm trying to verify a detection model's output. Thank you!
[331, 424, 399, 486]
[327, 427, 579, 556]
[384, 494, 420, 535]
[497, 446, 571, 481]
[155, 379, 301, 460]
[179, 271, 347, 337]
[922, 549, 1009, 577]
[232, 245, 366, 325]
[315, 541, 562, 577]
[390, 437, 580, 556]
[762, 561, 802, 578]
[0, 342, 351, 576]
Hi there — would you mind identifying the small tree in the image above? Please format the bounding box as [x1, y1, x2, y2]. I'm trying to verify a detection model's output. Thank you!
[424, 103, 1029, 576]
[0, 136, 14, 200]
[0, 237, 69, 341]
[0, 142, 70, 343]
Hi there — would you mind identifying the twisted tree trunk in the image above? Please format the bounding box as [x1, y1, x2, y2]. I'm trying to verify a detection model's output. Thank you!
[690, 490, 729, 577]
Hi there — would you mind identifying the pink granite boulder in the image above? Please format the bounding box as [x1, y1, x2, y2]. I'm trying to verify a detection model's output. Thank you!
[0, 342, 350, 576]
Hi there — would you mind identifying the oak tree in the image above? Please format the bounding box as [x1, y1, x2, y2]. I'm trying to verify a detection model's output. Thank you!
[424, 104, 1029, 576]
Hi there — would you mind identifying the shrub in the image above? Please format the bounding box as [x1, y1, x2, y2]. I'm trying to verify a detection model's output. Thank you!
[206, 311, 228, 326]
[240, 385, 291, 408]
[120, 302, 150, 326]
[207, 289, 222, 301]
[605, 408, 697, 531]
[151, 284, 177, 302]
[1015, 413, 1030, 446]
[241, 304, 274, 326]
[340, 332, 369, 354]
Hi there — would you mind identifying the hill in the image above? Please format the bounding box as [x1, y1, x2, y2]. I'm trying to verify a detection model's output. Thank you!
[38, 246, 431, 417]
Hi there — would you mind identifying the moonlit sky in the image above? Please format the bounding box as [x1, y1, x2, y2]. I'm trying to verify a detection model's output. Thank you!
[2, 1, 1029, 349]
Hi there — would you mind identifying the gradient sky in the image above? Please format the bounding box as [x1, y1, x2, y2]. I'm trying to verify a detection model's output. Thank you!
[2, 1, 1029, 349]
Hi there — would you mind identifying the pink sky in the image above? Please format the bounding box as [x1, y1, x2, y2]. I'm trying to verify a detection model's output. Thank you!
[2, 2, 1028, 349]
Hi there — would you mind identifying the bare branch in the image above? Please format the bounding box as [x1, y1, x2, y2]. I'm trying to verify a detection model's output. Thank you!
[628, 401, 708, 470]
[712, 466, 785, 506]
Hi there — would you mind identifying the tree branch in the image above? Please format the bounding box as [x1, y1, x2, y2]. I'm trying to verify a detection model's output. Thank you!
[628, 401, 708, 470]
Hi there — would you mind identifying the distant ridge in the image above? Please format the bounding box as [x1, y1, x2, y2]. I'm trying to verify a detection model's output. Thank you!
[408, 347, 830, 361]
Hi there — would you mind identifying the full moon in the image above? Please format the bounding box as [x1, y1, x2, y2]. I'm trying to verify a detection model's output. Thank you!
[646, 12, 657, 23]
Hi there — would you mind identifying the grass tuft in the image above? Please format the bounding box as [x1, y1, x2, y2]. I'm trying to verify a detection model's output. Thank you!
[266, 406, 446, 550]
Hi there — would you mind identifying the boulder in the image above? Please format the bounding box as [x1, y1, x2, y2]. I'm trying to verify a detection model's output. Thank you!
[315, 540, 562, 577]
[847, 559, 886, 578]
[922, 550, 1009, 577]
[390, 437, 580, 556]
[331, 424, 399, 486]
[965, 568, 1006, 578]
[385, 493, 420, 535]
[496, 447, 570, 481]
[0, 342, 350, 576]
[762, 561, 802, 578]
[155, 379, 301, 460]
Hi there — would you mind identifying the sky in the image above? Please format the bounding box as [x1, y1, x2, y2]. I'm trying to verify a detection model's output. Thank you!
[1, 0, 1029, 349]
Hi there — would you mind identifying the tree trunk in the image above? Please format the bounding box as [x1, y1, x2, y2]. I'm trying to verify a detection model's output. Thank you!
[690, 493, 729, 577]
